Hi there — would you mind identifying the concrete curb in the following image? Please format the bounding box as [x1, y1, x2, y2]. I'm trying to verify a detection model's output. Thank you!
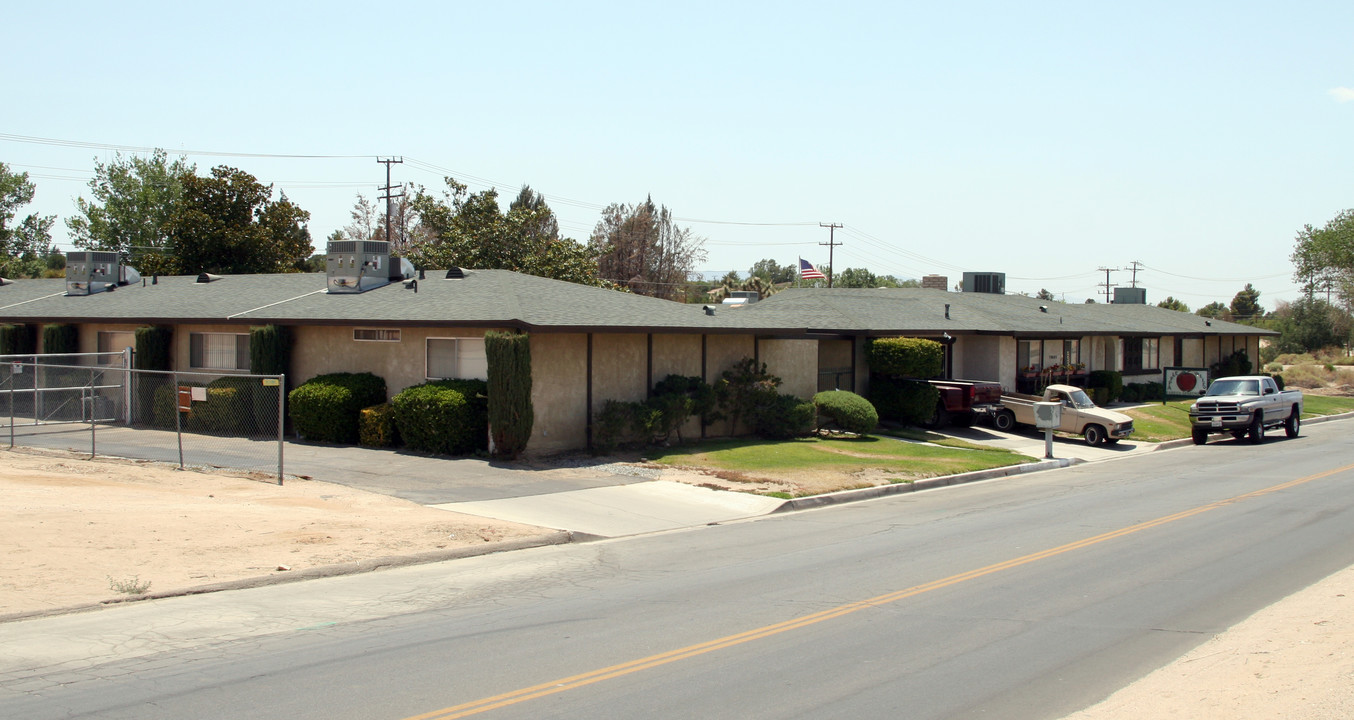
[771, 457, 1081, 513]
[0, 531, 572, 624]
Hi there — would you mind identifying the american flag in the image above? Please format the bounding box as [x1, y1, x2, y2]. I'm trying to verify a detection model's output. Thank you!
[799, 258, 826, 281]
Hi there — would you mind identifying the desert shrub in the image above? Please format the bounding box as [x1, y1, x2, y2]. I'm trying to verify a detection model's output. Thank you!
[813, 390, 878, 435]
[866, 337, 944, 378]
[714, 358, 780, 434]
[592, 400, 642, 454]
[1281, 365, 1328, 389]
[1274, 352, 1316, 365]
[749, 393, 816, 439]
[1087, 370, 1123, 402]
[1264, 362, 1283, 373]
[359, 403, 399, 448]
[485, 331, 533, 459]
[289, 372, 387, 443]
[391, 379, 488, 455]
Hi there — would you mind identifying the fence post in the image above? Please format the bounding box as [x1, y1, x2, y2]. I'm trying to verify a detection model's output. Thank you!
[8, 366, 14, 449]
[173, 370, 184, 469]
[276, 373, 285, 485]
[89, 366, 97, 458]
[123, 346, 133, 424]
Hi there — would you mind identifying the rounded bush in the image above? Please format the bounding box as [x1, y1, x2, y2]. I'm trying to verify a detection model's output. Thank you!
[750, 393, 816, 439]
[288, 372, 387, 444]
[391, 379, 488, 455]
[812, 390, 878, 435]
[359, 403, 400, 448]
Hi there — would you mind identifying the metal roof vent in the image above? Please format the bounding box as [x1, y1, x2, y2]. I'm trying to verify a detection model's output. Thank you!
[0, 277, 12, 287]
[327, 240, 393, 293]
[444, 267, 467, 279]
[65, 251, 140, 296]
[197, 273, 223, 283]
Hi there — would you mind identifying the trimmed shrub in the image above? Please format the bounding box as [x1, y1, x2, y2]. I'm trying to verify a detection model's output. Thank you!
[0, 323, 36, 355]
[151, 384, 180, 429]
[185, 377, 261, 435]
[249, 325, 292, 376]
[485, 331, 533, 459]
[749, 393, 816, 439]
[1087, 370, 1123, 403]
[714, 358, 780, 434]
[866, 337, 944, 378]
[1210, 350, 1251, 379]
[289, 372, 387, 443]
[391, 379, 488, 455]
[867, 376, 939, 425]
[813, 390, 878, 435]
[359, 403, 399, 447]
[592, 399, 643, 454]
[134, 326, 173, 370]
[42, 324, 79, 354]
[1119, 382, 1164, 403]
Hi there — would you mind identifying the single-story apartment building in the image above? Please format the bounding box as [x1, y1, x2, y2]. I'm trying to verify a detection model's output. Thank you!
[0, 247, 1271, 454]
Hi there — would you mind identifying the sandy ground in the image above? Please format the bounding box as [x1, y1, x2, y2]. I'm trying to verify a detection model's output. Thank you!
[2, 447, 1352, 718]
[0, 448, 547, 617]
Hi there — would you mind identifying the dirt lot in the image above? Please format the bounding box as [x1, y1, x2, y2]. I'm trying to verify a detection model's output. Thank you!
[2, 446, 1351, 718]
[0, 448, 550, 617]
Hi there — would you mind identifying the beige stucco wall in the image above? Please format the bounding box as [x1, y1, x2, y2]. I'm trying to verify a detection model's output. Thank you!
[956, 335, 1002, 382]
[591, 334, 648, 409]
[528, 333, 588, 455]
[760, 339, 818, 400]
[704, 335, 756, 383]
[651, 334, 703, 381]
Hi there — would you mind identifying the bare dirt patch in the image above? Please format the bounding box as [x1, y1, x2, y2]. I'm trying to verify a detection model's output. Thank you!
[0, 448, 547, 617]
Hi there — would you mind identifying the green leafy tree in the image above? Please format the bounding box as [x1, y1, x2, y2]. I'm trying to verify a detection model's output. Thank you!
[1036, 288, 1057, 301]
[747, 258, 795, 284]
[836, 267, 905, 289]
[1272, 297, 1345, 353]
[1291, 209, 1354, 300]
[405, 178, 603, 286]
[590, 197, 707, 299]
[0, 163, 56, 278]
[1196, 301, 1230, 320]
[169, 166, 313, 275]
[1230, 283, 1263, 321]
[1157, 296, 1189, 312]
[66, 150, 194, 276]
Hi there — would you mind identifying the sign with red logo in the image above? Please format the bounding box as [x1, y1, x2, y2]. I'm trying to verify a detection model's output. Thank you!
[1164, 367, 1209, 397]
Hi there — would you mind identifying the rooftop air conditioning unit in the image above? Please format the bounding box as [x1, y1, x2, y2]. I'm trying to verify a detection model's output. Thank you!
[66, 251, 140, 296]
[961, 272, 1005, 294]
[327, 240, 397, 293]
[1113, 287, 1147, 305]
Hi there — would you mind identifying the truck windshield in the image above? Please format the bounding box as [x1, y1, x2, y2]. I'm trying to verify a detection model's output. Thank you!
[1066, 389, 1095, 408]
[1205, 379, 1258, 396]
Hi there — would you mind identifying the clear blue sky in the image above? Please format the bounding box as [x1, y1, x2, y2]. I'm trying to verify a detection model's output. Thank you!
[4, 1, 1351, 308]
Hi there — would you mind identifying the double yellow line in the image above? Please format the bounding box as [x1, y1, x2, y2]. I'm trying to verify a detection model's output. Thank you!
[406, 462, 1354, 720]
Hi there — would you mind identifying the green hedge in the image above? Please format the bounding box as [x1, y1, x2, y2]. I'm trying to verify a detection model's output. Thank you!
[1119, 382, 1165, 404]
[1087, 370, 1123, 402]
[134, 326, 173, 370]
[749, 393, 817, 439]
[813, 390, 878, 435]
[866, 337, 944, 378]
[288, 372, 387, 443]
[391, 379, 488, 455]
[249, 325, 292, 377]
[867, 376, 939, 426]
[0, 323, 36, 355]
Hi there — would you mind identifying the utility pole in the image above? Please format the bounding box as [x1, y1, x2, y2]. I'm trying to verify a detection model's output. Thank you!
[819, 222, 842, 288]
[1126, 260, 1144, 288]
[1098, 266, 1120, 304]
[376, 157, 404, 249]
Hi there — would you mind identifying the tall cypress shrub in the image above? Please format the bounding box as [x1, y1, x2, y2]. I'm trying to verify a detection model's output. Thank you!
[41, 324, 79, 354]
[0, 323, 36, 355]
[132, 326, 174, 425]
[249, 325, 292, 376]
[485, 330, 533, 458]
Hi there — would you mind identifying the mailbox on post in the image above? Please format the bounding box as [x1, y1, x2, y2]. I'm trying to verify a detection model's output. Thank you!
[1033, 401, 1061, 459]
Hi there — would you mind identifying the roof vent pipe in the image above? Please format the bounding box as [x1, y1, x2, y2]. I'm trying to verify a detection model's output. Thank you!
[944, 303, 950, 320]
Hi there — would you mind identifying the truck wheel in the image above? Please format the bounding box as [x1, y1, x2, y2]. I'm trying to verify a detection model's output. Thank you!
[1192, 428, 1208, 445]
[1083, 424, 1105, 445]
[1248, 414, 1264, 444]
[924, 402, 949, 429]
[1285, 411, 1300, 438]
[993, 410, 1016, 432]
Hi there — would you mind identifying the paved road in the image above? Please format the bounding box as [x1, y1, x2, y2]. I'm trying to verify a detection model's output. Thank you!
[4, 423, 1353, 719]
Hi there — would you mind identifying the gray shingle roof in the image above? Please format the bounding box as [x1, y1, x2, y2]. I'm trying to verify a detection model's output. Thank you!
[0, 272, 1270, 337]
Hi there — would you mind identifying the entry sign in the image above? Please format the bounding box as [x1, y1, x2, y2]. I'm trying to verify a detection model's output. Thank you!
[1164, 367, 1209, 397]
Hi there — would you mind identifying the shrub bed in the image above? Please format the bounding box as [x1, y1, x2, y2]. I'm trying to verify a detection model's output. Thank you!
[392, 379, 488, 455]
[813, 390, 878, 435]
[289, 372, 387, 443]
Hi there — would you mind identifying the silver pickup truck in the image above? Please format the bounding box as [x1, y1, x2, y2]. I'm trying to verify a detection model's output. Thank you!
[1188, 375, 1303, 445]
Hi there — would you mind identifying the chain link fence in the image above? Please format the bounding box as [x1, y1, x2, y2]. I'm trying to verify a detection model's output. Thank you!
[2, 353, 285, 482]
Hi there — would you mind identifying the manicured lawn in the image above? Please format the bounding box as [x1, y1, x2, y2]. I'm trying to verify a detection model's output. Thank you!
[1121, 394, 1354, 443]
[646, 434, 1026, 479]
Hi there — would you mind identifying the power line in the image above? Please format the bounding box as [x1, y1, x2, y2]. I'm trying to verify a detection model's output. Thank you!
[0, 132, 369, 159]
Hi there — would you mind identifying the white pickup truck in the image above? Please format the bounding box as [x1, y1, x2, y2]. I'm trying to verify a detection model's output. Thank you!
[1188, 375, 1303, 445]
[994, 384, 1135, 445]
